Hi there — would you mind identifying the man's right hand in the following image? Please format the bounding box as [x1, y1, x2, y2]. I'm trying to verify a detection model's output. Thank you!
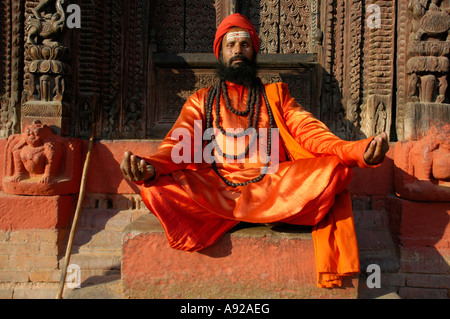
[120, 151, 155, 182]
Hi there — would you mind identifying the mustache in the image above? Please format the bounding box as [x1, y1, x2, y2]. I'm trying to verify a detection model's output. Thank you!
[229, 55, 251, 64]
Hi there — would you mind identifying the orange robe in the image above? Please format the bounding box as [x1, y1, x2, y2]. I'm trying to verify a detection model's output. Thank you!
[139, 81, 374, 288]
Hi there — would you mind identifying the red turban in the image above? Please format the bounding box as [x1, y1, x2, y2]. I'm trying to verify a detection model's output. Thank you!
[213, 13, 260, 60]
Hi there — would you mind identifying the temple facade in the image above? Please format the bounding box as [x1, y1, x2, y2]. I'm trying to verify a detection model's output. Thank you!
[0, 0, 448, 299]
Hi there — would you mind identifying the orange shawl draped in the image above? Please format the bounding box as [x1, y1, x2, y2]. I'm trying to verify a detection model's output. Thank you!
[139, 81, 374, 288]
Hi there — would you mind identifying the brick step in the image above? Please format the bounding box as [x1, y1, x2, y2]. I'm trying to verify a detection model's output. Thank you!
[353, 209, 399, 273]
[359, 249, 398, 273]
[78, 208, 146, 232]
[121, 214, 359, 299]
[73, 244, 121, 255]
[353, 209, 392, 231]
[356, 227, 399, 273]
[72, 209, 148, 252]
[73, 228, 123, 251]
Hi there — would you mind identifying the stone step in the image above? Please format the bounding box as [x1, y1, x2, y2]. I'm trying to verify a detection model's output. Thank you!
[69, 250, 121, 272]
[71, 209, 148, 252]
[73, 228, 123, 251]
[121, 214, 359, 299]
[65, 273, 124, 299]
[78, 208, 147, 232]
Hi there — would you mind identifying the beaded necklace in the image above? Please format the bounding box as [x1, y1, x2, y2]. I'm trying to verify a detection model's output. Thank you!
[205, 78, 274, 187]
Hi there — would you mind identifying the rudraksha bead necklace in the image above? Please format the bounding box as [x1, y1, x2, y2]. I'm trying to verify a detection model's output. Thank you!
[205, 78, 274, 187]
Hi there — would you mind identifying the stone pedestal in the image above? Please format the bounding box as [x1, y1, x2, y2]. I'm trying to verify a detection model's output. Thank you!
[0, 191, 77, 298]
[21, 101, 70, 136]
[121, 214, 358, 299]
[0, 192, 76, 230]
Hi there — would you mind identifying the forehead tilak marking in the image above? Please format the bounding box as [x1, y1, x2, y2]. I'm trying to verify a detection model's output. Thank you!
[226, 31, 250, 42]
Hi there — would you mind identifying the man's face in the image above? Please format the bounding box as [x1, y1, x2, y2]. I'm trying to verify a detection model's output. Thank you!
[221, 27, 254, 67]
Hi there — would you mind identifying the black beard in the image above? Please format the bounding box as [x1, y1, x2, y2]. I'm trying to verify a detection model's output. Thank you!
[216, 55, 259, 87]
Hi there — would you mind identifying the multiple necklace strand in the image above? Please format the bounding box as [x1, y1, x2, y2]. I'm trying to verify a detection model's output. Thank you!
[205, 79, 274, 187]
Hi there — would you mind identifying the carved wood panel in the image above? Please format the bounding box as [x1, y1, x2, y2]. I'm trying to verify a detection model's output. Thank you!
[152, 0, 185, 54]
[69, 0, 149, 139]
[147, 0, 218, 137]
[149, 68, 218, 138]
[360, 0, 396, 140]
[0, 1, 5, 99]
[185, 1, 217, 53]
[0, 0, 24, 138]
[4, 0, 433, 142]
[147, 0, 318, 138]
[320, 0, 348, 139]
[148, 63, 318, 139]
[0, 0, 7, 137]
[239, 0, 313, 54]
[319, 0, 398, 141]
[260, 68, 318, 113]
[152, 0, 216, 54]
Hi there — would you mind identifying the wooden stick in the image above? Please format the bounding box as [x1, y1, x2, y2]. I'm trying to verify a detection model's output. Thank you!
[56, 123, 95, 299]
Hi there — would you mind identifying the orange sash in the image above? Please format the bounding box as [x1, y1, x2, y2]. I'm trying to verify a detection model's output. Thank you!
[265, 84, 360, 288]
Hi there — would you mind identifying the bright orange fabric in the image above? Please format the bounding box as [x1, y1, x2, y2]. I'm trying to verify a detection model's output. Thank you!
[139, 81, 374, 288]
[312, 189, 360, 288]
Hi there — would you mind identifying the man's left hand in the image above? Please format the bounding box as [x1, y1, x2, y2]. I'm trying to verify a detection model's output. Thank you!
[364, 132, 389, 165]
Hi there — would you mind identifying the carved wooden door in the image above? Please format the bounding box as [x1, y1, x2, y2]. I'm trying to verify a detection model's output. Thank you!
[146, 0, 320, 139]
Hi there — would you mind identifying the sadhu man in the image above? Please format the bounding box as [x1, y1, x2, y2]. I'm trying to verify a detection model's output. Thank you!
[121, 13, 389, 288]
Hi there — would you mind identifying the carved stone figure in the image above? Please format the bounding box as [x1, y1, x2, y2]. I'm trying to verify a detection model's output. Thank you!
[3, 120, 82, 196]
[9, 120, 62, 183]
[437, 73, 448, 103]
[407, 73, 420, 102]
[412, 0, 450, 41]
[374, 102, 387, 135]
[26, 0, 66, 46]
[406, 0, 450, 103]
[79, 101, 92, 136]
[394, 123, 450, 201]
[123, 101, 142, 132]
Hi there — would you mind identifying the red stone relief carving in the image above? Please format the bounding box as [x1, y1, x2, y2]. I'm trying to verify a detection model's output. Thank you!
[394, 123, 450, 201]
[2, 120, 81, 195]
